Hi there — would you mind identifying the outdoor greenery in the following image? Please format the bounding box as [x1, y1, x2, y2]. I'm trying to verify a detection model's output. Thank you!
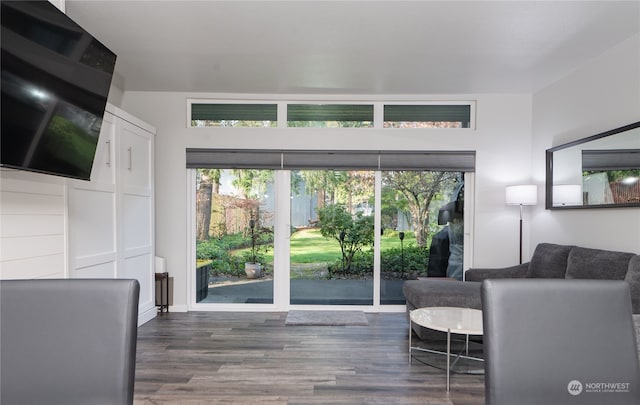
[288, 228, 342, 263]
[196, 168, 460, 282]
[197, 227, 427, 280]
[196, 229, 274, 278]
[316, 204, 375, 273]
[382, 171, 459, 246]
[327, 245, 428, 278]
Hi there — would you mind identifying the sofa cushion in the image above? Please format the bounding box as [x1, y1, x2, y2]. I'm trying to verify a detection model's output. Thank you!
[403, 279, 482, 310]
[526, 243, 573, 278]
[465, 263, 529, 281]
[625, 255, 640, 314]
[565, 246, 634, 280]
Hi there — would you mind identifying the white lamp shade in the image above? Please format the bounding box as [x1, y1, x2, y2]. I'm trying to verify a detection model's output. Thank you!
[505, 185, 538, 206]
[553, 184, 582, 206]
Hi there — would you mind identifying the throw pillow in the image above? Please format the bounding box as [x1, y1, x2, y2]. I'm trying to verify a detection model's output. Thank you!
[527, 243, 573, 278]
[565, 246, 634, 280]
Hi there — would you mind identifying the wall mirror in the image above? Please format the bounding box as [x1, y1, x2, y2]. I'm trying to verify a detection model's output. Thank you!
[546, 121, 640, 209]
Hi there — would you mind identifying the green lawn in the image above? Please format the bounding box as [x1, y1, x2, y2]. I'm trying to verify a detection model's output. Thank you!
[289, 229, 341, 263]
[257, 228, 417, 264]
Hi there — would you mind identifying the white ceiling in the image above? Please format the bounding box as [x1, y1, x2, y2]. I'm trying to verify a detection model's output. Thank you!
[66, 0, 640, 95]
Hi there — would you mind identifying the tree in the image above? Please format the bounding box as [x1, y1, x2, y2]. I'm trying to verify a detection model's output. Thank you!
[231, 169, 273, 199]
[299, 170, 346, 208]
[196, 169, 221, 240]
[382, 171, 460, 247]
[230, 169, 274, 234]
[317, 204, 374, 273]
[341, 171, 375, 213]
[299, 170, 374, 212]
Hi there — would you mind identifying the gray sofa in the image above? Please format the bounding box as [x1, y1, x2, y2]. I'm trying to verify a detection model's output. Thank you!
[403, 243, 640, 339]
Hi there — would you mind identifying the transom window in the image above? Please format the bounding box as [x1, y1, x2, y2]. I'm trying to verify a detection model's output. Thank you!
[188, 100, 475, 129]
[287, 104, 373, 128]
[383, 104, 471, 128]
[190, 103, 277, 127]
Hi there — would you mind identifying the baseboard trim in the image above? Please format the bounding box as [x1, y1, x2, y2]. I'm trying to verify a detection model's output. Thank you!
[168, 304, 188, 312]
[138, 306, 157, 326]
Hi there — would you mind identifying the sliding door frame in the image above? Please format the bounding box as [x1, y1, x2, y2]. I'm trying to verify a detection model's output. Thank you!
[186, 168, 475, 312]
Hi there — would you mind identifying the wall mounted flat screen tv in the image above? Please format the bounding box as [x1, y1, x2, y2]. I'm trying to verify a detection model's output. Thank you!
[1, 1, 116, 181]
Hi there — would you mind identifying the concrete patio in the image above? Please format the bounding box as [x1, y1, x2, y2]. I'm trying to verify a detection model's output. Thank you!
[199, 278, 406, 305]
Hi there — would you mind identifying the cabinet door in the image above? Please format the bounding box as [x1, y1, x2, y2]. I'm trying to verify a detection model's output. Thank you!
[123, 253, 155, 314]
[90, 112, 116, 186]
[117, 115, 155, 318]
[68, 186, 116, 278]
[68, 110, 117, 278]
[122, 193, 152, 251]
[120, 120, 152, 193]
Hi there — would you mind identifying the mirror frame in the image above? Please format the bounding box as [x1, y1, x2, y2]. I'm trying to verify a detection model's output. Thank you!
[546, 121, 640, 210]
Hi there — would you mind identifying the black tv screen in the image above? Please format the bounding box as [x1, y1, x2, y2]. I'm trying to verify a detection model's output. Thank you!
[1, 1, 116, 180]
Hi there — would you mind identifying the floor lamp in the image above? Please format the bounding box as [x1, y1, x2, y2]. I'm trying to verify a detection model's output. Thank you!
[505, 185, 537, 264]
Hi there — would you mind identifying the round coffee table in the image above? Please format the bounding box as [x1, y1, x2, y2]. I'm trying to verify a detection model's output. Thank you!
[409, 307, 483, 392]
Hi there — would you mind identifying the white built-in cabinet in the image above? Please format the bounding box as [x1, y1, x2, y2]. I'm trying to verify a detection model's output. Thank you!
[67, 104, 156, 325]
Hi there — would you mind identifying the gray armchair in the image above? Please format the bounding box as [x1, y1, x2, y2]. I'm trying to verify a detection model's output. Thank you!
[0, 279, 140, 405]
[481, 279, 640, 405]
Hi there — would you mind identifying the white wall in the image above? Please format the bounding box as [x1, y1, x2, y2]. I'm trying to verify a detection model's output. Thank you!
[531, 33, 640, 254]
[0, 170, 67, 279]
[121, 92, 533, 310]
[107, 73, 125, 108]
[0, 0, 67, 280]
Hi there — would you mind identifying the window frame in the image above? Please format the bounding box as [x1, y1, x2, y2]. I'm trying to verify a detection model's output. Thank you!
[187, 99, 476, 129]
[381, 101, 475, 129]
[286, 102, 374, 128]
[187, 99, 279, 128]
[186, 164, 475, 313]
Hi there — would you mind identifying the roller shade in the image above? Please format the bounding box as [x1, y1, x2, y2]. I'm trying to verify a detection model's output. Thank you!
[384, 105, 471, 123]
[191, 103, 277, 121]
[287, 104, 373, 122]
[282, 151, 379, 170]
[186, 149, 475, 171]
[582, 149, 640, 170]
[379, 151, 475, 171]
[186, 149, 282, 169]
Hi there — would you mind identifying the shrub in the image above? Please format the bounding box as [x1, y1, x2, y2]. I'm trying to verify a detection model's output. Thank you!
[197, 231, 275, 278]
[327, 245, 429, 278]
[317, 204, 375, 273]
[196, 240, 225, 260]
[327, 251, 372, 276]
[381, 245, 429, 273]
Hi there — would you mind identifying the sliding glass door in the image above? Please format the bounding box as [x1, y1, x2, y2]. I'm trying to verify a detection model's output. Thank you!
[380, 171, 464, 305]
[189, 150, 474, 310]
[289, 169, 375, 305]
[194, 169, 275, 304]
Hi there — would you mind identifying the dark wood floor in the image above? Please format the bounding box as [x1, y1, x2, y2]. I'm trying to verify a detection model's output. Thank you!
[134, 312, 485, 405]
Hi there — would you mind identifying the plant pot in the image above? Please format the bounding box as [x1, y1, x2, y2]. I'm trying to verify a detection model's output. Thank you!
[244, 262, 262, 279]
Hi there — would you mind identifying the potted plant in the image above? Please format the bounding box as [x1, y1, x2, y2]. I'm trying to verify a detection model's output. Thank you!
[244, 218, 263, 279]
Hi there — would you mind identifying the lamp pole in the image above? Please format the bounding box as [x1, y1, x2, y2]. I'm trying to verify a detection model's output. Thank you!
[518, 204, 523, 264]
[339, 230, 346, 272]
[505, 185, 537, 266]
[399, 231, 405, 272]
